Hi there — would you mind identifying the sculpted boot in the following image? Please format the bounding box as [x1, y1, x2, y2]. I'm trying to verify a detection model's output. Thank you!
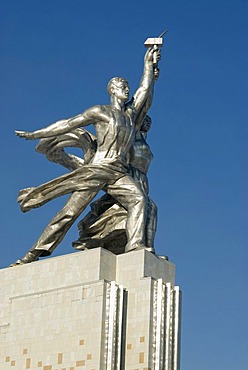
[125, 241, 155, 254]
[10, 250, 42, 267]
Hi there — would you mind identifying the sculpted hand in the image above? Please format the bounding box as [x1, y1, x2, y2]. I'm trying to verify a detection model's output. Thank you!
[144, 46, 161, 64]
[144, 47, 155, 63]
[155, 48, 161, 62]
[153, 68, 160, 80]
[15, 130, 35, 140]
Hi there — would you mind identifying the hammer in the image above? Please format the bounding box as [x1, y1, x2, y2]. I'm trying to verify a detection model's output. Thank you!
[144, 30, 167, 79]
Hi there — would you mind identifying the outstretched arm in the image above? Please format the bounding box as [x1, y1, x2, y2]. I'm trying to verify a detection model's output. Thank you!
[16, 106, 107, 140]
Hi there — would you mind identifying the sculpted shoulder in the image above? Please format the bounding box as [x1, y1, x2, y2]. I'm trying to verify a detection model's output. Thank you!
[82, 105, 111, 123]
[125, 100, 137, 117]
[97, 104, 113, 116]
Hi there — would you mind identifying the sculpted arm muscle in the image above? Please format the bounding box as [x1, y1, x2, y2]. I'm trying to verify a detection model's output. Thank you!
[134, 84, 154, 130]
[132, 48, 155, 114]
[16, 106, 108, 140]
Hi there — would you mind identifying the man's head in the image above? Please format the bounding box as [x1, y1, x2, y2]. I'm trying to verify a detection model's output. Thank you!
[107, 77, 130, 102]
[141, 115, 152, 133]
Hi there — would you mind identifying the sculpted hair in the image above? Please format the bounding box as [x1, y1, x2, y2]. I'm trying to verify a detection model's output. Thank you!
[107, 77, 128, 96]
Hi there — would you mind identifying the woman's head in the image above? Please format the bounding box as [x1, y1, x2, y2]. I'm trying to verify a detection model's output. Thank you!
[141, 115, 152, 133]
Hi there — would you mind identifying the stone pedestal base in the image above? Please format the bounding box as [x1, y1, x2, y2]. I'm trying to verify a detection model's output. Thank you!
[0, 248, 181, 370]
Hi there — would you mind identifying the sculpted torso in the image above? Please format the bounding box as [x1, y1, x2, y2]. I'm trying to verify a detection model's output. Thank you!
[92, 105, 135, 163]
[129, 131, 153, 174]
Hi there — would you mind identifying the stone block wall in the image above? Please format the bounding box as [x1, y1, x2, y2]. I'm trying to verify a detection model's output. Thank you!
[0, 248, 181, 370]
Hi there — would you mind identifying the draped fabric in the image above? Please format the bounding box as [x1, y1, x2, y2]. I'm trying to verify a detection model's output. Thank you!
[18, 159, 127, 212]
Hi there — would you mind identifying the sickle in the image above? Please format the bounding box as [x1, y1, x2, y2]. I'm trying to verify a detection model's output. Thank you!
[158, 30, 168, 38]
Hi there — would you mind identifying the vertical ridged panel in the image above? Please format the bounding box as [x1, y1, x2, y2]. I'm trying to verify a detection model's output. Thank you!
[155, 278, 163, 370]
[104, 281, 125, 370]
[172, 286, 181, 370]
[116, 285, 124, 370]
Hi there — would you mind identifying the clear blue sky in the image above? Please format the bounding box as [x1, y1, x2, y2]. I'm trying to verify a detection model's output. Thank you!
[1, 1, 247, 369]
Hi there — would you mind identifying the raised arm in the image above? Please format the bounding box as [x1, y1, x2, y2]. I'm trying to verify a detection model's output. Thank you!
[134, 80, 154, 131]
[131, 47, 160, 116]
[16, 105, 108, 140]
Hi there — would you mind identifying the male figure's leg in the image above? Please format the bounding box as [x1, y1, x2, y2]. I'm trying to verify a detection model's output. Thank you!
[13, 189, 99, 265]
[106, 175, 154, 253]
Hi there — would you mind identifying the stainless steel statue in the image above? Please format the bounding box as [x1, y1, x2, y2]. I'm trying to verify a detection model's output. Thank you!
[72, 115, 157, 254]
[11, 37, 163, 266]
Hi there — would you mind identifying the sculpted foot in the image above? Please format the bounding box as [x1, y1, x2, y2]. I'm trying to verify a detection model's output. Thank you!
[158, 255, 169, 261]
[125, 242, 155, 254]
[9, 259, 26, 267]
[135, 245, 155, 254]
[72, 242, 89, 251]
[72, 238, 101, 250]
[9, 251, 42, 267]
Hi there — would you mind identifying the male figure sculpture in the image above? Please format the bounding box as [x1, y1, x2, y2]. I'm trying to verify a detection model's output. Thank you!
[73, 115, 157, 253]
[11, 45, 161, 266]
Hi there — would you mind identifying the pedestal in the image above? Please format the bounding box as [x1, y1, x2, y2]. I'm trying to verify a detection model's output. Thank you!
[0, 248, 181, 370]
